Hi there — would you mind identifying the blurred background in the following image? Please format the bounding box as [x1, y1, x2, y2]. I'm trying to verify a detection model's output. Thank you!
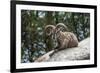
[21, 10, 90, 63]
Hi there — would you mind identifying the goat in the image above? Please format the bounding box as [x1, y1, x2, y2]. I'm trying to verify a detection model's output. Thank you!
[44, 25, 57, 52]
[44, 23, 78, 51]
[54, 23, 78, 51]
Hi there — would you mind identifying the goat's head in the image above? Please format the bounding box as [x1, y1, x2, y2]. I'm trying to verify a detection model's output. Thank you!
[56, 23, 67, 32]
[54, 23, 68, 38]
[44, 25, 55, 38]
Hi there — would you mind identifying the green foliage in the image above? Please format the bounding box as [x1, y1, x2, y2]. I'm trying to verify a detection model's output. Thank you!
[21, 10, 90, 63]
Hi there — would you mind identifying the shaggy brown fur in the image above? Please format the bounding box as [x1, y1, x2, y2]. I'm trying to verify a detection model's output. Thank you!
[44, 23, 78, 51]
[55, 31, 78, 51]
[54, 23, 78, 51]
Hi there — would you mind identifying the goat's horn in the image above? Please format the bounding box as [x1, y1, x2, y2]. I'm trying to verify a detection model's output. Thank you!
[44, 25, 55, 36]
[56, 23, 67, 31]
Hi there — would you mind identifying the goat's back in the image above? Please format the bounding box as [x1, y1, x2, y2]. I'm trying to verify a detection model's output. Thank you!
[64, 32, 78, 48]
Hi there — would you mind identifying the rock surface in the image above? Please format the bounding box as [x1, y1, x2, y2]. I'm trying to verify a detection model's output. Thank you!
[47, 38, 90, 61]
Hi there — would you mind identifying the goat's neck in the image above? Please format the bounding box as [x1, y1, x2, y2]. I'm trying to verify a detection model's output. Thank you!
[57, 31, 63, 39]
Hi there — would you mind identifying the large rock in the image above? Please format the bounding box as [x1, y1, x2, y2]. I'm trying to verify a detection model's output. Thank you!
[34, 38, 90, 62]
[47, 38, 90, 61]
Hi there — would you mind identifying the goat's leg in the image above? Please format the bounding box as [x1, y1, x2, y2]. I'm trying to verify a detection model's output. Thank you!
[55, 39, 68, 52]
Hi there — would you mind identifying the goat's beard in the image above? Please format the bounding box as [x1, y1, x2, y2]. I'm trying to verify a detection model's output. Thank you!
[52, 39, 58, 49]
